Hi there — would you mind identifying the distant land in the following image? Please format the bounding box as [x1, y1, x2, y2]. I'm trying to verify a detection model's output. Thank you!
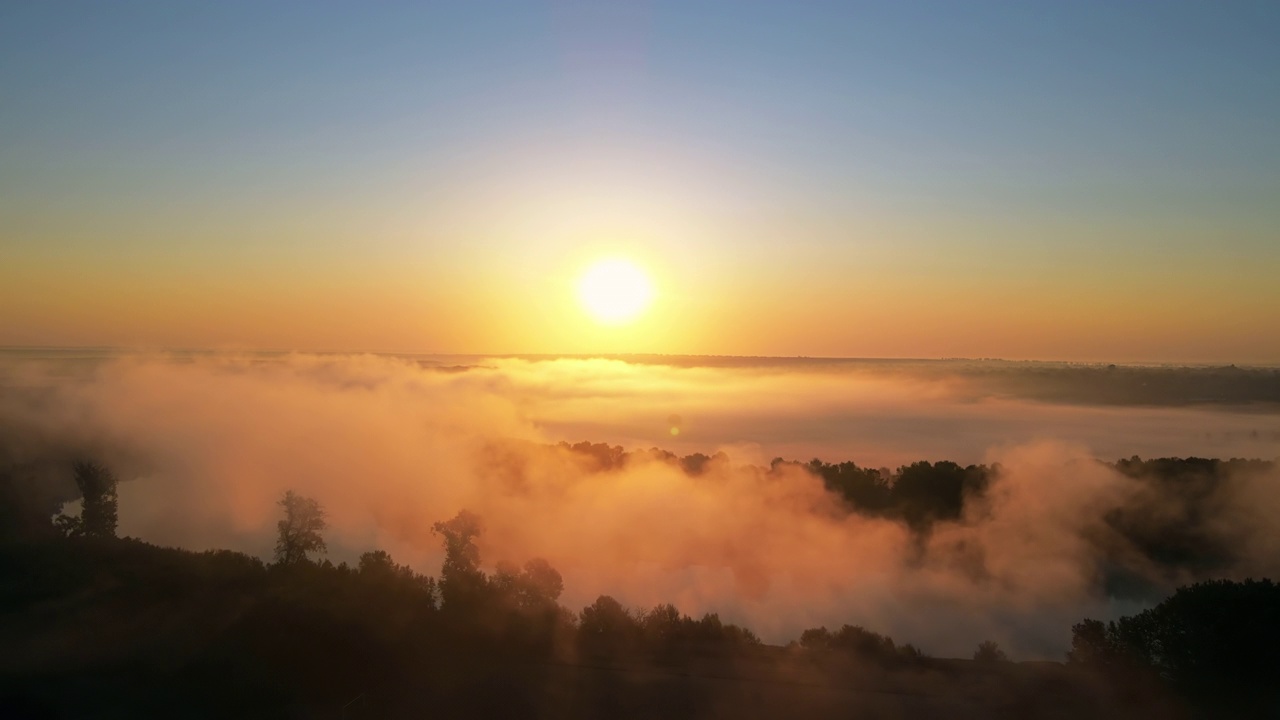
[5, 348, 1278, 410]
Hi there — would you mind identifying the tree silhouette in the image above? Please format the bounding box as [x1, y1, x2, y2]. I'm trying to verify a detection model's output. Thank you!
[356, 549, 438, 611]
[641, 603, 684, 647]
[973, 640, 1009, 663]
[578, 595, 640, 655]
[55, 461, 119, 539]
[431, 510, 487, 611]
[1079, 578, 1280, 709]
[806, 459, 892, 512]
[515, 558, 564, 609]
[273, 490, 327, 565]
[798, 626, 834, 651]
[1067, 619, 1119, 666]
[8, 467, 1274, 718]
[358, 549, 398, 577]
[798, 625, 903, 664]
[891, 461, 988, 528]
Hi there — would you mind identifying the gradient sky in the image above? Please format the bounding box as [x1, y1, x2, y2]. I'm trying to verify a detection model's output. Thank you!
[2, 1, 1278, 362]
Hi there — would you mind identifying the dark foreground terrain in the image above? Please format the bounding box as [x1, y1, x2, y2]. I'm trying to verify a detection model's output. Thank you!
[4, 536, 1270, 719]
[3, 454, 1278, 718]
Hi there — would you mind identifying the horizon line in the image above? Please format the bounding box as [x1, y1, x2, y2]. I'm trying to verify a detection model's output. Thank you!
[1, 344, 1277, 369]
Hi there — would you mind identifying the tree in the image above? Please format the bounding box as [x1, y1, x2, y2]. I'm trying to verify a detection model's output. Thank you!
[431, 510, 487, 611]
[357, 549, 438, 608]
[891, 461, 988, 528]
[578, 595, 641, 655]
[55, 461, 119, 539]
[831, 625, 893, 657]
[274, 490, 327, 565]
[973, 640, 1009, 663]
[1076, 579, 1280, 709]
[898, 643, 925, 660]
[358, 549, 403, 578]
[797, 624, 906, 665]
[799, 626, 834, 651]
[516, 558, 564, 609]
[1067, 619, 1118, 666]
[641, 603, 684, 647]
[807, 460, 892, 513]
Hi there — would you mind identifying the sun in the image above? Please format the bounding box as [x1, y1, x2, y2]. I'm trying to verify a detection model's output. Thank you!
[578, 258, 654, 325]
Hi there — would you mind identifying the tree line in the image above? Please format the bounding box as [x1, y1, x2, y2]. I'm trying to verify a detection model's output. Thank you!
[2, 452, 1278, 716]
[558, 442, 1276, 589]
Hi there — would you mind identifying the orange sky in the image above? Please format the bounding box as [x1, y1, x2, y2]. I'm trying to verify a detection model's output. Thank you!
[3, 3, 1278, 363]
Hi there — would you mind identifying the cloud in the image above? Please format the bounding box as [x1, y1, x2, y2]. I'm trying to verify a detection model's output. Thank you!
[1, 352, 1277, 658]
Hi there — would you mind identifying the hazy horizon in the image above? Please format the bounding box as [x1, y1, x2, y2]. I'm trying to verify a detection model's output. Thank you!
[3, 5, 1279, 713]
[7, 345, 1280, 368]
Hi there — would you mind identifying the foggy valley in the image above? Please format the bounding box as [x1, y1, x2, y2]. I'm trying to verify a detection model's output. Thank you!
[4, 2, 1279, 717]
[3, 352, 1278, 716]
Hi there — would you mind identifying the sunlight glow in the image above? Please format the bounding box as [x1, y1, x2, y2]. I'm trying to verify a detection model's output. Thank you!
[578, 258, 654, 325]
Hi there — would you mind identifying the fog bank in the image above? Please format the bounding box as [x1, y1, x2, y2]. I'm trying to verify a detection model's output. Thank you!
[2, 352, 1277, 658]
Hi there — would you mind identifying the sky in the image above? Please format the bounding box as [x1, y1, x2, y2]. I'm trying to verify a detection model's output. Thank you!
[2, 1, 1278, 362]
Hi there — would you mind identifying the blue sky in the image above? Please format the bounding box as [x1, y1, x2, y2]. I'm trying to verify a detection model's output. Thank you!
[2, 1, 1278, 360]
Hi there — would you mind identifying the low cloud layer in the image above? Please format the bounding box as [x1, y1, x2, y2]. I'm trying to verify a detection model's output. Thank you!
[2, 352, 1277, 658]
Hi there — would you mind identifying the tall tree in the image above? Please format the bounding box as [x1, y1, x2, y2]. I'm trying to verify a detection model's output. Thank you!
[274, 490, 327, 565]
[431, 510, 487, 611]
[55, 461, 119, 539]
[1077, 578, 1280, 709]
